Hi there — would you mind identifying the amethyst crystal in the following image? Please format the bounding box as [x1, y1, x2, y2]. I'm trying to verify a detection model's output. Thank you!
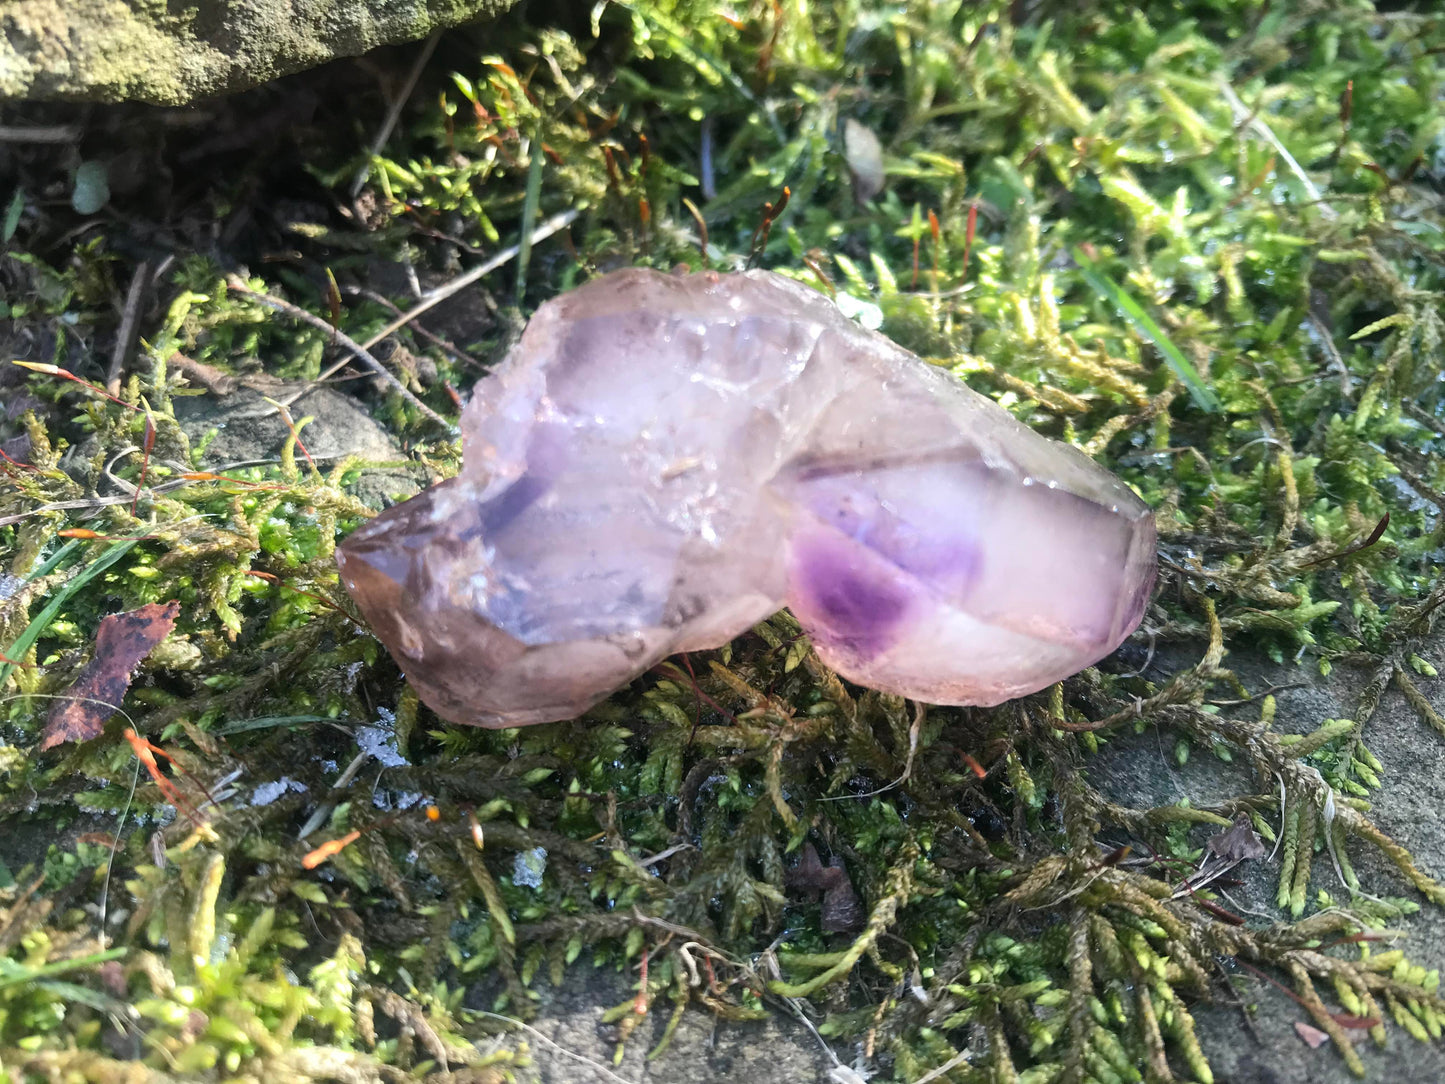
[338, 269, 1155, 727]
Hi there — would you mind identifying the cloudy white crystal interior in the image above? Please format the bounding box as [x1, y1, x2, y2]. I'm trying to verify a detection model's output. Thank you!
[338, 268, 1156, 727]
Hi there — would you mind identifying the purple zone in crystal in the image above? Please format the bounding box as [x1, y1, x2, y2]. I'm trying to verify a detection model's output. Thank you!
[338, 267, 1158, 727]
[787, 530, 916, 660]
[775, 459, 987, 606]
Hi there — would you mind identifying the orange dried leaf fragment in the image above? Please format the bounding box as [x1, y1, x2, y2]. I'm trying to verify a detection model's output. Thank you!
[40, 600, 180, 750]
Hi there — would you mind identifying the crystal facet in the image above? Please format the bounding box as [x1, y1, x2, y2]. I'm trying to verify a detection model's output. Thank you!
[338, 269, 1156, 727]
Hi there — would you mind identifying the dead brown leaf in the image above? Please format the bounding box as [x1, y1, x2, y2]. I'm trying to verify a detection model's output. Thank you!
[1205, 813, 1268, 863]
[40, 601, 180, 750]
[786, 841, 864, 933]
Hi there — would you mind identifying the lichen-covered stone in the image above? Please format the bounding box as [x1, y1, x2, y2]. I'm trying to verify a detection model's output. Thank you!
[2, 0, 516, 105]
[338, 269, 1156, 727]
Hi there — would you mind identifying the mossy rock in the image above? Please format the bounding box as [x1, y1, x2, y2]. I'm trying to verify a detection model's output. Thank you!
[1, 0, 518, 104]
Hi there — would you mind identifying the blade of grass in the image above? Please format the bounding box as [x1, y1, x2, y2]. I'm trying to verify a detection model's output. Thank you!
[35, 978, 129, 1014]
[0, 540, 138, 688]
[216, 714, 344, 735]
[0, 947, 127, 989]
[1072, 246, 1221, 413]
[22, 538, 82, 583]
[514, 122, 545, 307]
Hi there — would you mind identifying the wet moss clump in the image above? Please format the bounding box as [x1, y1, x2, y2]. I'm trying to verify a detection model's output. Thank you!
[3, 1, 1445, 1080]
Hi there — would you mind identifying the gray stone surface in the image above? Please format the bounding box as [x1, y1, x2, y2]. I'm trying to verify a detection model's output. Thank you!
[507, 975, 839, 1084]
[173, 379, 425, 506]
[1088, 641, 1445, 1084]
[2, 0, 516, 104]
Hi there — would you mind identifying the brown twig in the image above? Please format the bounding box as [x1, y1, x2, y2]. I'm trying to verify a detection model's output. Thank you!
[0, 125, 82, 143]
[225, 279, 450, 428]
[348, 31, 442, 199]
[289, 208, 580, 404]
[106, 260, 151, 397]
[358, 209, 579, 351]
[342, 286, 479, 368]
